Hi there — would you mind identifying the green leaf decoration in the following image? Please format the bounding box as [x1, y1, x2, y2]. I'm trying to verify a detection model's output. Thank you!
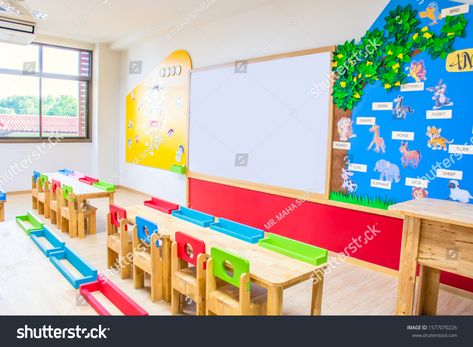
[331, 7, 468, 111]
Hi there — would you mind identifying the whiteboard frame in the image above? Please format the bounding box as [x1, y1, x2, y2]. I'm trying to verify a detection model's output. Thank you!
[186, 46, 336, 204]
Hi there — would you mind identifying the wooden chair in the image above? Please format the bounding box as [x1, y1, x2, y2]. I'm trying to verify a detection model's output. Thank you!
[107, 204, 133, 279]
[171, 232, 207, 315]
[60, 185, 97, 238]
[49, 179, 62, 225]
[32, 171, 40, 210]
[36, 174, 50, 218]
[206, 247, 267, 316]
[132, 216, 163, 302]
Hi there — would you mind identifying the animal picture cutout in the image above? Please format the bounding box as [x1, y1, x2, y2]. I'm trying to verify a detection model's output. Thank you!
[427, 79, 454, 109]
[368, 125, 386, 153]
[126, 50, 192, 173]
[399, 142, 421, 168]
[419, 2, 443, 26]
[406, 60, 427, 82]
[393, 96, 415, 120]
[426, 126, 454, 151]
[337, 117, 356, 141]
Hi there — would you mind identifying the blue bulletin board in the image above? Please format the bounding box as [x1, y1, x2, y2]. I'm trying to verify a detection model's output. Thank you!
[331, 0, 473, 208]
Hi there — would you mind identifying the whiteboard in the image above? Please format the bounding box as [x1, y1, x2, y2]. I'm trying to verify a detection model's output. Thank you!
[189, 51, 332, 195]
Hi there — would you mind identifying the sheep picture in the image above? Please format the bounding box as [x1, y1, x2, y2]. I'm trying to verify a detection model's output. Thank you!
[448, 180, 473, 203]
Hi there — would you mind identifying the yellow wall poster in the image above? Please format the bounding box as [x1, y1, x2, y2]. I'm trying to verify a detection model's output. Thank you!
[126, 50, 192, 174]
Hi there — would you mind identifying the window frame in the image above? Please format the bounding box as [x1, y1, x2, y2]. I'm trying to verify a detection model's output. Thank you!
[0, 42, 93, 143]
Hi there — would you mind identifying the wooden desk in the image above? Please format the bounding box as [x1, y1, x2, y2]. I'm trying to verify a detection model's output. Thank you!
[126, 205, 326, 315]
[389, 199, 473, 315]
[0, 201, 4, 222]
[46, 173, 114, 238]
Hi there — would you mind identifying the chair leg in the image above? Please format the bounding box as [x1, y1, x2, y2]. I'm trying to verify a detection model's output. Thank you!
[120, 255, 131, 279]
[150, 271, 163, 302]
[108, 248, 118, 269]
[38, 201, 44, 215]
[171, 289, 181, 315]
[196, 300, 206, 316]
[50, 210, 56, 225]
[32, 196, 37, 210]
[133, 266, 144, 289]
[89, 212, 97, 234]
[61, 217, 68, 233]
[44, 202, 50, 219]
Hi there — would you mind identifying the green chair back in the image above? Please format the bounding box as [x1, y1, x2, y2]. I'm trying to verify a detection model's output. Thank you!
[211, 247, 250, 291]
[62, 184, 74, 201]
[38, 174, 48, 188]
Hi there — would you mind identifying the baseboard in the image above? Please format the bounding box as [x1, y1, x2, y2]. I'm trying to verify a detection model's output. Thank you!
[4, 190, 32, 195]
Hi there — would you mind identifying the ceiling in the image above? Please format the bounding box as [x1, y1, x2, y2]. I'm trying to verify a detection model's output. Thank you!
[19, 0, 473, 50]
[25, 0, 274, 49]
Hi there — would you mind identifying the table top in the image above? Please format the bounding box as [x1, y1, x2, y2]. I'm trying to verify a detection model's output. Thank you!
[126, 205, 322, 288]
[389, 198, 473, 229]
[45, 172, 110, 197]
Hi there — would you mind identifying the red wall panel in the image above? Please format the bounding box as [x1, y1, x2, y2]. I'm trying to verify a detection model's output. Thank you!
[189, 178, 473, 293]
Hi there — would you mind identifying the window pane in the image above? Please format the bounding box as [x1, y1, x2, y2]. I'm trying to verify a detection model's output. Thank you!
[0, 74, 40, 138]
[43, 46, 90, 77]
[41, 78, 88, 138]
[0, 42, 39, 72]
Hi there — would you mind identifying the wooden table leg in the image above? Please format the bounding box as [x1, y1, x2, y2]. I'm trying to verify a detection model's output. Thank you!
[311, 270, 325, 315]
[77, 197, 85, 239]
[396, 216, 421, 315]
[267, 286, 283, 315]
[416, 265, 440, 316]
[162, 236, 171, 302]
[0, 202, 4, 222]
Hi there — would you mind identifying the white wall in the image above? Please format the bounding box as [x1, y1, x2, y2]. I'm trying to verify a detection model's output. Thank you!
[0, 42, 120, 192]
[118, 0, 389, 205]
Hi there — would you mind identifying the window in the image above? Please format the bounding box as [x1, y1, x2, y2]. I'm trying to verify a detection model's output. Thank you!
[0, 42, 92, 141]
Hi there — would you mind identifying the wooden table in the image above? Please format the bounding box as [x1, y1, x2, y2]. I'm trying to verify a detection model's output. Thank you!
[126, 205, 326, 315]
[389, 199, 473, 315]
[46, 173, 115, 238]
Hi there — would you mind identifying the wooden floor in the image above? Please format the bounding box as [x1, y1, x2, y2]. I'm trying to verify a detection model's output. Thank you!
[1, 190, 472, 316]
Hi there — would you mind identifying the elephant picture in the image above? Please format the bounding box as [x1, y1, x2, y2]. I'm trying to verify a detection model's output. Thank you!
[374, 160, 401, 183]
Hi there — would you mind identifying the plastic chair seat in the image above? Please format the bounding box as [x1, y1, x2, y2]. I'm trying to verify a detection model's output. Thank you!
[207, 283, 267, 315]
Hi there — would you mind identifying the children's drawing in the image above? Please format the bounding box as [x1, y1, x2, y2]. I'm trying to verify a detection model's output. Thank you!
[341, 168, 358, 194]
[419, 2, 442, 26]
[368, 125, 386, 153]
[167, 129, 174, 137]
[448, 180, 473, 203]
[176, 145, 185, 163]
[128, 120, 133, 129]
[406, 60, 427, 82]
[427, 79, 454, 109]
[393, 96, 415, 119]
[337, 117, 356, 141]
[426, 126, 454, 151]
[127, 139, 133, 149]
[399, 142, 421, 168]
[412, 187, 429, 199]
[374, 160, 401, 183]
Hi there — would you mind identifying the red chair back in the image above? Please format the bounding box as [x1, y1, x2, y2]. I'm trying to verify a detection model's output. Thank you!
[110, 205, 127, 230]
[52, 179, 61, 193]
[176, 232, 206, 268]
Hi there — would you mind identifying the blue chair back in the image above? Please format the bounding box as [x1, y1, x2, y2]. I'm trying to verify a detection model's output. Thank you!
[136, 216, 160, 247]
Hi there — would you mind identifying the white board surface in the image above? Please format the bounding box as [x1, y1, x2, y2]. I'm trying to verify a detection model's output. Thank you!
[189, 51, 332, 195]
